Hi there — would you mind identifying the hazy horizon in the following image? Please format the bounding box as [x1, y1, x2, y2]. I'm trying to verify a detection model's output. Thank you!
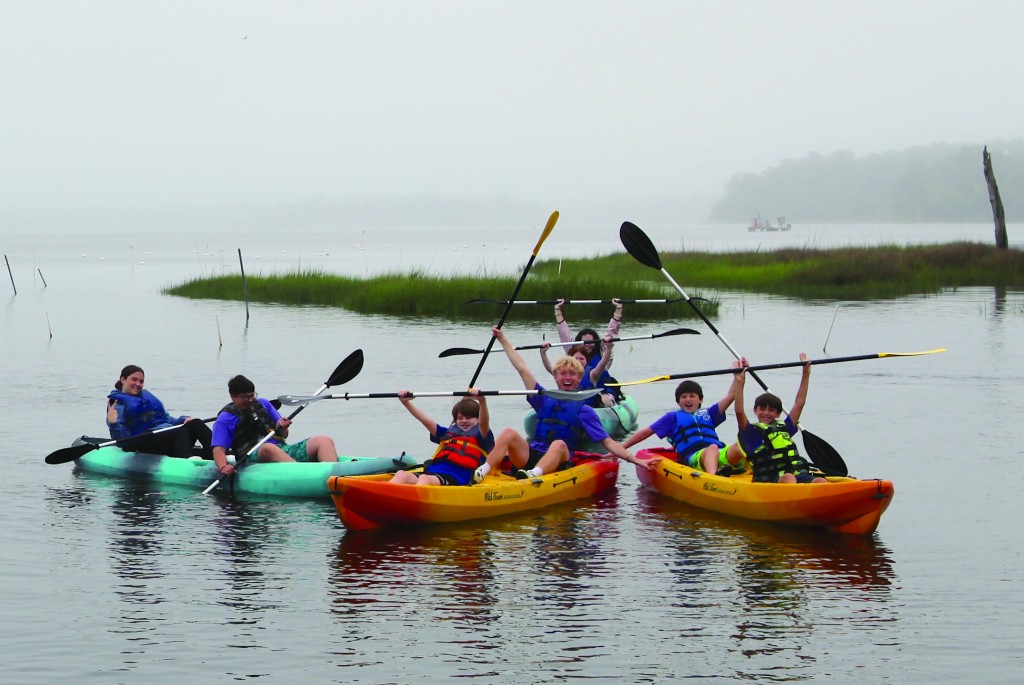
[3, 1, 1022, 227]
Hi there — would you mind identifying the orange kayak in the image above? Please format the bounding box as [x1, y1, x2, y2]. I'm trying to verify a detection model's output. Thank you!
[328, 456, 619, 530]
[636, 448, 894, 535]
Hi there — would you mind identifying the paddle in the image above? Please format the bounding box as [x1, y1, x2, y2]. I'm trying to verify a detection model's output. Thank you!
[609, 349, 947, 387]
[466, 211, 559, 388]
[620, 220, 849, 477]
[466, 298, 685, 305]
[276, 387, 602, 407]
[45, 417, 216, 465]
[201, 350, 365, 495]
[438, 327, 700, 358]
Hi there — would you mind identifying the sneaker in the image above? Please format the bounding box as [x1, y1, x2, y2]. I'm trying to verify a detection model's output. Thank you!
[472, 466, 486, 484]
[514, 468, 535, 480]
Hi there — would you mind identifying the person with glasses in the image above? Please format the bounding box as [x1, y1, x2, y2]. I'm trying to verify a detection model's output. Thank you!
[211, 374, 339, 477]
[105, 364, 213, 458]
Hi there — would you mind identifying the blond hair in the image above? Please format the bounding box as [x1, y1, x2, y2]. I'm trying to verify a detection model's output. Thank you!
[551, 355, 584, 376]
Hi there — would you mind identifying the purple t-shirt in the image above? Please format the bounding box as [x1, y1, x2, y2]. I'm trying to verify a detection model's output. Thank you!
[527, 383, 609, 451]
[211, 397, 283, 450]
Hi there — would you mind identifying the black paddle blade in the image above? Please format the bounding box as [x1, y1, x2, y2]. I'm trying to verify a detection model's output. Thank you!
[327, 349, 364, 387]
[658, 328, 701, 338]
[45, 442, 96, 465]
[802, 430, 848, 477]
[438, 347, 481, 358]
[620, 221, 663, 270]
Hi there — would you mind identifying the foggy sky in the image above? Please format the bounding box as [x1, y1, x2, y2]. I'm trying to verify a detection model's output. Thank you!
[2, 1, 1023, 222]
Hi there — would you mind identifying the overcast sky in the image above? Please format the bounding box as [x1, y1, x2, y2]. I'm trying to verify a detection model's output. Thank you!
[2, 1, 1023, 220]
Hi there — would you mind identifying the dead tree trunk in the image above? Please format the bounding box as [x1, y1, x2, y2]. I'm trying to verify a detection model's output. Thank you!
[983, 146, 1009, 250]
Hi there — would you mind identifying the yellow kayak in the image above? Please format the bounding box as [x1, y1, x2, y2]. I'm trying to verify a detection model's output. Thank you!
[636, 448, 894, 535]
[328, 456, 619, 530]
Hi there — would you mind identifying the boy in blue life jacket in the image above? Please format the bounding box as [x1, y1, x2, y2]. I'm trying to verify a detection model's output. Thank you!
[733, 355, 827, 484]
[621, 366, 746, 475]
[390, 389, 495, 486]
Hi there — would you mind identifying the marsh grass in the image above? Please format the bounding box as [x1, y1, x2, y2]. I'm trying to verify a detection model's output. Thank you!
[537, 241, 1024, 299]
[165, 242, 1024, 317]
[164, 267, 711, 321]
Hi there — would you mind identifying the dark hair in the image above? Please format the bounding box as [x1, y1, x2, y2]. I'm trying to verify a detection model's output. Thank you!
[575, 327, 599, 342]
[567, 343, 595, 361]
[115, 364, 144, 390]
[228, 375, 256, 396]
[753, 392, 783, 412]
[674, 380, 704, 402]
[451, 398, 480, 420]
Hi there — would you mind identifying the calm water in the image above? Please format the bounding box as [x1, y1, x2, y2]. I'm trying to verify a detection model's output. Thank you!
[2, 221, 1022, 683]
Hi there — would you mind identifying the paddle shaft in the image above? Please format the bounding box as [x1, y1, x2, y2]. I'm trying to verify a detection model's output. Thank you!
[466, 211, 558, 387]
[45, 417, 216, 465]
[440, 328, 698, 357]
[276, 387, 601, 406]
[611, 349, 945, 386]
[468, 298, 682, 305]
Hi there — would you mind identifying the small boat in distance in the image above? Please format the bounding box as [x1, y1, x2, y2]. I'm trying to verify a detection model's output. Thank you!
[748, 214, 792, 232]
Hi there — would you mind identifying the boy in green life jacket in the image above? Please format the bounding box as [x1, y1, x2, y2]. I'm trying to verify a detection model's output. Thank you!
[732, 354, 828, 484]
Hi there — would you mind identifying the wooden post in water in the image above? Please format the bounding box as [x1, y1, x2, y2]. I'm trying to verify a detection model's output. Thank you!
[4, 255, 15, 295]
[237, 248, 250, 322]
[38, 268, 47, 287]
[983, 146, 1009, 250]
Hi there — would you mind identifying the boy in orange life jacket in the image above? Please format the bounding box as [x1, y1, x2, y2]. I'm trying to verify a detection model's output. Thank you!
[390, 389, 495, 486]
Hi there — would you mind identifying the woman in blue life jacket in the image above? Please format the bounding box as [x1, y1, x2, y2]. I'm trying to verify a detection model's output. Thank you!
[554, 297, 624, 371]
[620, 364, 747, 475]
[540, 339, 620, 407]
[733, 355, 827, 483]
[390, 389, 495, 486]
[473, 326, 658, 482]
[105, 364, 213, 458]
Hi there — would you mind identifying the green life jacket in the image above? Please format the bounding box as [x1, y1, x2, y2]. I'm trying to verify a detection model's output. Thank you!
[748, 420, 804, 482]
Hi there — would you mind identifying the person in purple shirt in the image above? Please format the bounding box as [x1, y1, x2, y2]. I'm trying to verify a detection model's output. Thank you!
[474, 326, 658, 482]
[210, 375, 338, 478]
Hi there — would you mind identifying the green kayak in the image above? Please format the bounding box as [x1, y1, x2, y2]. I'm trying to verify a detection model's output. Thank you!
[523, 394, 639, 454]
[70, 438, 417, 498]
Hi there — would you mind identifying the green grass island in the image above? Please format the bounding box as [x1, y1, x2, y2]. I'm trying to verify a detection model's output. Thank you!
[164, 241, 1024, 320]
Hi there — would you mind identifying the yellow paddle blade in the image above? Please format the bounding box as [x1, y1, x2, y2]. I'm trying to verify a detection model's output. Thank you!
[607, 375, 671, 387]
[878, 348, 947, 357]
[532, 210, 559, 255]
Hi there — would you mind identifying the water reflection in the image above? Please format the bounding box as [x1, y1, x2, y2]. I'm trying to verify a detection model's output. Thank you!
[633, 486, 897, 679]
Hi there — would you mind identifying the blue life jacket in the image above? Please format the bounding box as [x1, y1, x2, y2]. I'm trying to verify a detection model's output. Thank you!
[668, 409, 724, 460]
[107, 389, 178, 438]
[533, 398, 585, 452]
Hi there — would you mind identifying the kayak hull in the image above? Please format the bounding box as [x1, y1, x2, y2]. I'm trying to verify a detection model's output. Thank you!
[73, 442, 417, 498]
[328, 456, 620, 530]
[636, 447, 893, 535]
[524, 394, 639, 453]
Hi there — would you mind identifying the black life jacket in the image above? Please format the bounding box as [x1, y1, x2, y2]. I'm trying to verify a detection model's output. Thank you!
[220, 401, 279, 456]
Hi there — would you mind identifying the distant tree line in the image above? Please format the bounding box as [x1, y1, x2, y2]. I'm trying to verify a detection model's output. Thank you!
[709, 140, 1024, 223]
